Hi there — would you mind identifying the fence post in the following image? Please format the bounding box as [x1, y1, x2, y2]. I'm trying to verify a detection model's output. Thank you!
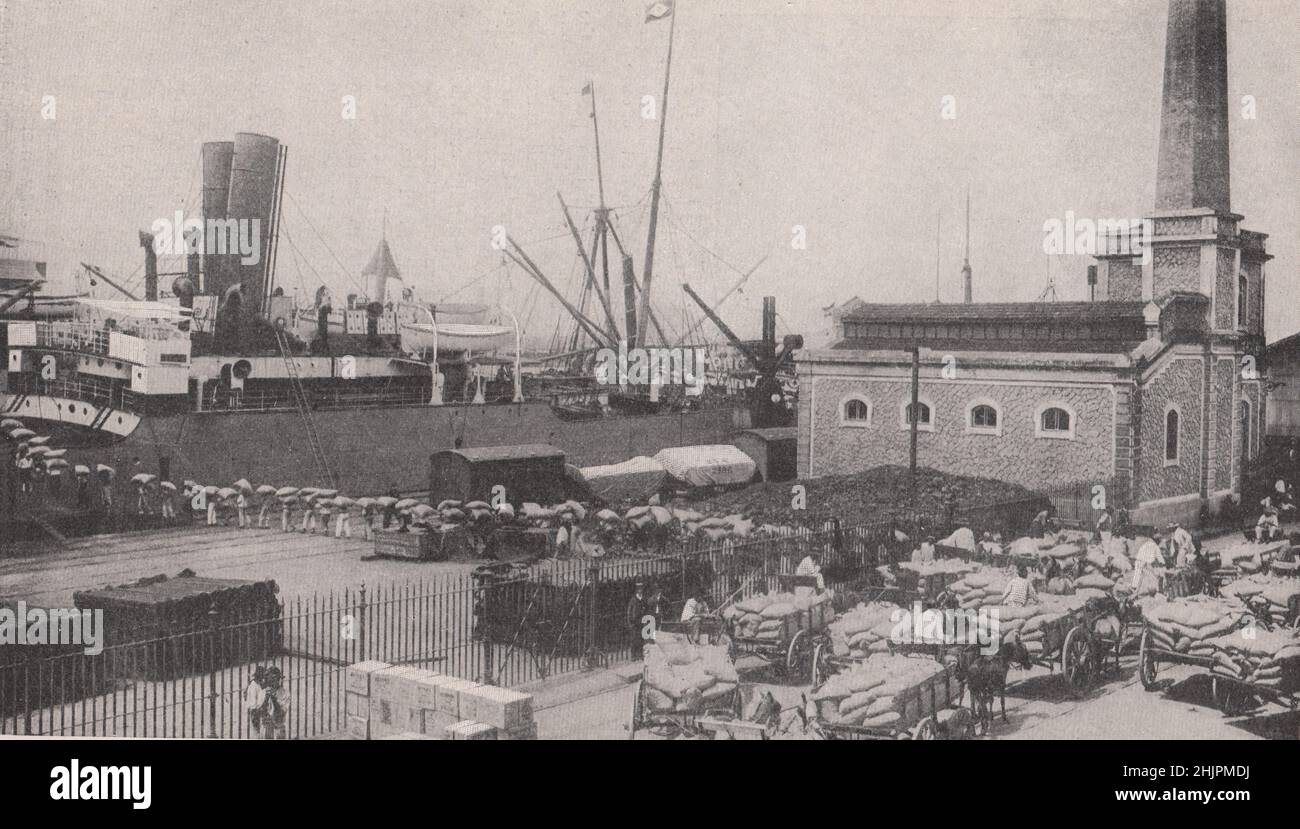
[586, 562, 601, 670]
[357, 583, 367, 664]
[207, 601, 219, 738]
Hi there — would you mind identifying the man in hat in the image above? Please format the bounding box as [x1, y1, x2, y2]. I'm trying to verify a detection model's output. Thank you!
[257, 667, 290, 740]
[1256, 496, 1281, 543]
[626, 582, 652, 659]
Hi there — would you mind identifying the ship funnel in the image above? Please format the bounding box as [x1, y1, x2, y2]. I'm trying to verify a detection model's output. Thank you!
[200, 141, 235, 296]
[225, 133, 281, 315]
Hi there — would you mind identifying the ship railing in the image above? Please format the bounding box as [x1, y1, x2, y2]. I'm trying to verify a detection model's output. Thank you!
[9, 375, 139, 412]
[32, 321, 110, 355]
[204, 386, 439, 413]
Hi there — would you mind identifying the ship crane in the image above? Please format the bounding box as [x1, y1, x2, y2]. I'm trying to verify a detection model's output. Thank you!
[681, 283, 800, 428]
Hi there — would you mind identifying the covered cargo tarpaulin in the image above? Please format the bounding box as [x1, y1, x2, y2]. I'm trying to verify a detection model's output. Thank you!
[654, 445, 757, 488]
[580, 456, 667, 503]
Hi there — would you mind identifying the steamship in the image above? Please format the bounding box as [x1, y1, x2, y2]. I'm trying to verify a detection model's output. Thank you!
[0, 134, 762, 495]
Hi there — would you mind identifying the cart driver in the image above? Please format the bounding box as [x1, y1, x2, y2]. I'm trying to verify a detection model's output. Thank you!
[999, 565, 1039, 608]
[680, 592, 709, 644]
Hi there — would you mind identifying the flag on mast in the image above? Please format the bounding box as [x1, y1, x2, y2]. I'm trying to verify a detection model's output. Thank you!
[645, 1, 673, 23]
[581, 82, 592, 95]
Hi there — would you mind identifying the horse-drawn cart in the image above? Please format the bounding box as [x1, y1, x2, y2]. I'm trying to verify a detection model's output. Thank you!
[1137, 627, 1300, 717]
[810, 654, 973, 740]
[720, 575, 834, 684]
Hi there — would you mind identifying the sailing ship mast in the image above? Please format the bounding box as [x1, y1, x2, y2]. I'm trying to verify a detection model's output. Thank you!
[635, 1, 677, 349]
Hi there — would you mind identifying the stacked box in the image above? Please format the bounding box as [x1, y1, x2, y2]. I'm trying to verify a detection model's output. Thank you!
[347, 715, 370, 740]
[421, 709, 460, 738]
[344, 660, 393, 740]
[412, 672, 449, 709]
[436, 678, 483, 720]
[369, 666, 427, 738]
[447, 720, 497, 740]
[345, 660, 392, 695]
[500, 722, 539, 741]
[464, 686, 533, 731]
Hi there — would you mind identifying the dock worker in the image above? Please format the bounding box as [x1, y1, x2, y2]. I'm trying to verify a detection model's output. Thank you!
[17, 452, 33, 495]
[257, 666, 290, 740]
[159, 483, 176, 521]
[1095, 507, 1113, 544]
[978, 532, 1002, 562]
[1028, 508, 1052, 538]
[795, 550, 825, 596]
[626, 582, 652, 658]
[680, 592, 709, 644]
[1167, 522, 1194, 566]
[910, 536, 937, 565]
[1131, 532, 1165, 592]
[1256, 497, 1281, 542]
[257, 490, 274, 529]
[235, 489, 250, 529]
[243, 666, 268, 738]
[280, 496, 294, 533]
[299, 493, 316, 533]
[999, 565, 1039, 608]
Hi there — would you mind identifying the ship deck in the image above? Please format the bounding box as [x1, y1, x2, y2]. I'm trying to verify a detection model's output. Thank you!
[0, 524, 479, 607]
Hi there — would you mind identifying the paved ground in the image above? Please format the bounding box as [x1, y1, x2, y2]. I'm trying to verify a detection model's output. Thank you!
[0, 524, 478, 606]
[522, 652, 1299, 740]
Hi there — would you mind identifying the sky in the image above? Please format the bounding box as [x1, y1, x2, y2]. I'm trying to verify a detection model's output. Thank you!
[1, 0, 1296, 348]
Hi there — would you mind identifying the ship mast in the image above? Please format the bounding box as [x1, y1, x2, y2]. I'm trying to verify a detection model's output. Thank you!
[587, 81, 613, 302]
[636, 3, 677, 349]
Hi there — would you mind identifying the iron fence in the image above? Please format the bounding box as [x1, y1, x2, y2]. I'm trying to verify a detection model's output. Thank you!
[2, 515, 943, 738]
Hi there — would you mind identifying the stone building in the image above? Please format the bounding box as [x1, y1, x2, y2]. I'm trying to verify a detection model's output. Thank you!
[794, 0, 1270, 527]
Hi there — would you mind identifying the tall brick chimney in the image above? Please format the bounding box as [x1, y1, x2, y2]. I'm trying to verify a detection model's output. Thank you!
[1154, 0, 1231, 214]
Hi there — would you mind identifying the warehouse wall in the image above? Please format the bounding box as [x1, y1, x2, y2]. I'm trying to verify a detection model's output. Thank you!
[1134, 354, 1204, 507]
[803, 374, 1116, 492]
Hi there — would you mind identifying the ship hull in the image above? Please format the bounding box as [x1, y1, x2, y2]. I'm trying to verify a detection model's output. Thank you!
[1, 392, 746, 494]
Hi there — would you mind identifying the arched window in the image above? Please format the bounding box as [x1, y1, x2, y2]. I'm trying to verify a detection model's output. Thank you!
[1164, 407, 1180, 464]
[965, 399, 1003, 436]
[1041, 407, 1070, 432]
[839, 395, 871, 427]
[1035, 402, 1076, 440]
[1238, 272, 1248, 328]
[904, 402, 930, 425]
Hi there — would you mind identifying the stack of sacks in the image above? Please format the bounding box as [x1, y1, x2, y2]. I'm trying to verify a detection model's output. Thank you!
[828, 602, 900, 658]
[811, 654, 950, 729]
[947, 571, 1010, 610]
[898, 559, 976, 577]
[642, 633, 739, 713]
[721, 590, 835, 640]
[1073, 572, 1116, 601]
[1220, 575, 1300, 626]
[1084, 537, 1133, 575]
[1189, 629, 1300, 691]
[1221, 542, 1266, 574]
[986, 594, 1089, 657]
[1139, 595, 1245, 654]
[937, 527, 976, 553]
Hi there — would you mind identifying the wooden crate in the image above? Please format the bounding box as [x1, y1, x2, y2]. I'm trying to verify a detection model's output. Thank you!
[373, 529, 446, 561]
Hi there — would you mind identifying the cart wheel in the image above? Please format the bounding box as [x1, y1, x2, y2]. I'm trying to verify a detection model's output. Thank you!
[910, 716, 937, 741]
[811, 641, 833, 688]
[945, 708, 974, 740]
[1211, 677, 1258, 717]
[1061, 626, 1093, 697]
[786, 630, 811, 683]
[1137, 629, 1161, 690]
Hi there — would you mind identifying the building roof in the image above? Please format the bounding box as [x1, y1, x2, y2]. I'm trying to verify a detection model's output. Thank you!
[431, 444, 564, 463]
[840, 300, 1146, 324]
